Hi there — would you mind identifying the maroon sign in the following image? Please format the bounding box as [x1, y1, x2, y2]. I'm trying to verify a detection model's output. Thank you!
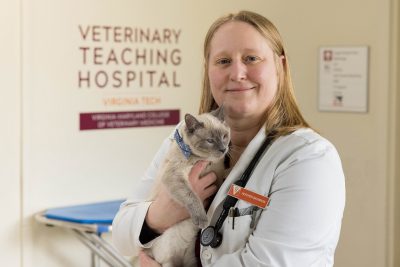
[80, 109, 180, 130]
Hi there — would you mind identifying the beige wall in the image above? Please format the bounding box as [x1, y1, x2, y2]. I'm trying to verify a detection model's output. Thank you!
[391, 0, 400, 265]
[0, 0, 399, 266]
[281, 1, 391, 267]
[0, 0, 21, 266]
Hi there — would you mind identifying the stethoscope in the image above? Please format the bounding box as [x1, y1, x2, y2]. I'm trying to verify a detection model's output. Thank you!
[200, 131, 276, 248]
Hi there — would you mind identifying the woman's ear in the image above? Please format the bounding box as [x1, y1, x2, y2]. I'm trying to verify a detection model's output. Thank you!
[275, 54, 286, 78]
[280, 55, 286, 66]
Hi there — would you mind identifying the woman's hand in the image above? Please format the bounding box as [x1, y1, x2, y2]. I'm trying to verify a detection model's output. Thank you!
[188, 161, 219, 208]
[139, 251, 161, 267]
[145, 161, 218, 233]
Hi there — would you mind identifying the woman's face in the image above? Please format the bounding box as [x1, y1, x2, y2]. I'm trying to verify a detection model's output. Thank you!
[208, 21, 281, 122]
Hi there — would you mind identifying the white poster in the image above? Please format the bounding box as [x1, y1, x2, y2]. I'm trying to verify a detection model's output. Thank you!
[318, 46, 369, 112]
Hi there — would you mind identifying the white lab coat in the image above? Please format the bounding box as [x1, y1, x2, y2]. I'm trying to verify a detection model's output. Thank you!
[112, 126, 345, 267]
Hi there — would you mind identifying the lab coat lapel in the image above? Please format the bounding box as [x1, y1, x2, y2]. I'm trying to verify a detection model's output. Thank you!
[207, 127, 267, 224]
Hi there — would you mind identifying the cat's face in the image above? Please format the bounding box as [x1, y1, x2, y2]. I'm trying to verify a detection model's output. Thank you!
[184, 113, 230, 161]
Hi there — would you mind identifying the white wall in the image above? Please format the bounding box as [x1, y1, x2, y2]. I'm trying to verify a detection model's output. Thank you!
[0, 0, 398, 266]
[0, 0, 21, 266]
[21, 0, 204, 266]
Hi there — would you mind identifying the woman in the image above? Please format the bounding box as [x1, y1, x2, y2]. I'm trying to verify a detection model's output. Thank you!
[112, 10, 345, 267]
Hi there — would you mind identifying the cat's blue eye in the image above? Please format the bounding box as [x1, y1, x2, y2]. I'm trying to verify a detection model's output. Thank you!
[206, 139, 214, 144]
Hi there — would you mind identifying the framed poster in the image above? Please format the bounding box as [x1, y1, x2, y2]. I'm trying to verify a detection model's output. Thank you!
[318, 46, 369, 112]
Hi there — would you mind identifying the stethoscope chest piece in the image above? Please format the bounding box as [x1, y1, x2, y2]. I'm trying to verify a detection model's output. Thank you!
[200, 226, 222, 248]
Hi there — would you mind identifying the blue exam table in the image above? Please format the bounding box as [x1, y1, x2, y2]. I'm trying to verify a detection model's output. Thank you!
[35, 199, 133, 267]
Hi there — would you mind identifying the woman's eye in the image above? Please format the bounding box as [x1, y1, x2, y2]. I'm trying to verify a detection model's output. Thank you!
[216, 58, 231, 65]
[244, 55, 260, 63]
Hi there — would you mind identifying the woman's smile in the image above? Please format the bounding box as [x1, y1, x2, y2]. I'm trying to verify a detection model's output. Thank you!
[226, 86, 255, 92]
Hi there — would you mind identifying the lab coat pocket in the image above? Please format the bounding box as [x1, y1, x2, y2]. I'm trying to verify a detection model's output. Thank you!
[221, 206, 259, 253]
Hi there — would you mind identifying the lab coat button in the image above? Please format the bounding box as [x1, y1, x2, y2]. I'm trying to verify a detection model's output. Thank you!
[202, 249, 212, 260]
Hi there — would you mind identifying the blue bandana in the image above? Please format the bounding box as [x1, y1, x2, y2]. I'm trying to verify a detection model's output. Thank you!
[174, 129, 192, 159]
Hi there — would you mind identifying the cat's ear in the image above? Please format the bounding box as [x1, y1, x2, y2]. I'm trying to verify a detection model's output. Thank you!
[185, 114, 204, 133]
[210, 106, 225, 122]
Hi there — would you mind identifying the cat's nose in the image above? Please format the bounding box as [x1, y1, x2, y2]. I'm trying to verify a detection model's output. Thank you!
[219, 148, 226, 153]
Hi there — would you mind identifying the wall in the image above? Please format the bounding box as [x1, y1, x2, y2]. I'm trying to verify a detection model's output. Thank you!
[21, 1, 204, 266]
[0, 0, 21, 266]
[0, 0, 398, 266]
[279, 1, 391, 266]
[391, 0, 400, 265]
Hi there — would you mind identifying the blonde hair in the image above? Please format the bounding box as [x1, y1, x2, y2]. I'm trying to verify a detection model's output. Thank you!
[199, 10, 310, 137]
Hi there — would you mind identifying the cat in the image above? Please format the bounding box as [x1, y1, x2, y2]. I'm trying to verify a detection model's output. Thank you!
[144, 107, 231, 267]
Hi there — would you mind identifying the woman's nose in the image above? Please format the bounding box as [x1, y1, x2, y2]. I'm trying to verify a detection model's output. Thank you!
[229, 61, 247, 81]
